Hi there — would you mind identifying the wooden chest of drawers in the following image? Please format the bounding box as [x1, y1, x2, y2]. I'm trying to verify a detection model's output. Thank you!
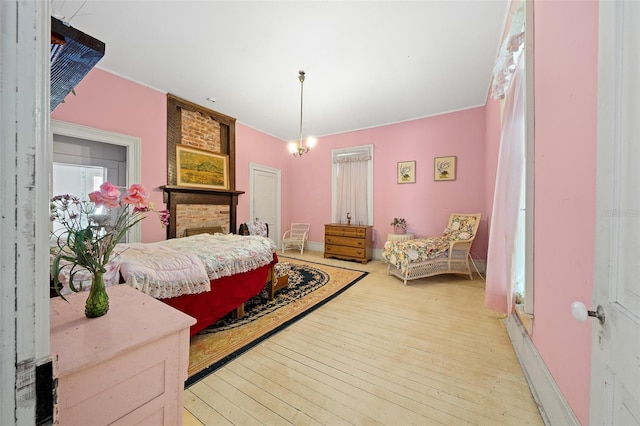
[324, 224, 373, 264]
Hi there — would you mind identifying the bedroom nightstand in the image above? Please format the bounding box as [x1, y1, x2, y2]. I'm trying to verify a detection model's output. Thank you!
[387, 232, 415, 243]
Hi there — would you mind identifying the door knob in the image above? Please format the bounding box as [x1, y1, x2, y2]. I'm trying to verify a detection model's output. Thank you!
[571, 301, 606, 325]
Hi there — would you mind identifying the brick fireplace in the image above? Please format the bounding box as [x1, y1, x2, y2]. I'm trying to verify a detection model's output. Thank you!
[163, 94, 243, 239]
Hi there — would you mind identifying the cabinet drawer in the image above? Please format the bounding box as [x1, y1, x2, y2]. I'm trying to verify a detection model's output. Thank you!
[325, 226, 366, 238]
[325, 244, 366, 259]
[325, 235, 366, 248]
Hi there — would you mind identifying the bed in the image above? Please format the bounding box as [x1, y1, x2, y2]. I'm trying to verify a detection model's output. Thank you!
[55, 230, 279, 336]
[120, 231, 278, 336]
[159, 259, 277, 336]
[159, 231, 278, 335]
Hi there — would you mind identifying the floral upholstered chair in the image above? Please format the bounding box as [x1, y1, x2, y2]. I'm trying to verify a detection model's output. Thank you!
[239, 220, 269, 237]
[382, 213, 481, 285]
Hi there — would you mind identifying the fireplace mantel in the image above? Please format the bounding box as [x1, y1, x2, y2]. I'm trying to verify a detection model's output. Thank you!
[165, 95, 241, 239]
[161, 185, 245, 239]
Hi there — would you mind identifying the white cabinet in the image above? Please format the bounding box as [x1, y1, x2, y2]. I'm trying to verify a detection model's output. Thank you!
[51, 285, 195, 425]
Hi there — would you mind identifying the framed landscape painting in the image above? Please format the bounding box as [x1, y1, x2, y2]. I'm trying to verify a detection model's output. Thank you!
[176, 144, 229, 189]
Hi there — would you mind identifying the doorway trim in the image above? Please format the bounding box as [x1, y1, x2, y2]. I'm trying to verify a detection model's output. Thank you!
[51, 120, 142, 242]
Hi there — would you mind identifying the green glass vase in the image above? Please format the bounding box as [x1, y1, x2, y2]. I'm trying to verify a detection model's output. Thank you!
[85, 270, 109, 318]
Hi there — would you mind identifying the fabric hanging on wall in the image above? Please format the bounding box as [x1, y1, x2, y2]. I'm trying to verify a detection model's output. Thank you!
[485, 55, 525, 315]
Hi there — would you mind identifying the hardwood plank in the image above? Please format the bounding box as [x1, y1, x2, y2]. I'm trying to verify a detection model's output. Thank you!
[195, 373, 292, 425]
[183, 405, 205, 426]
[226, 358, 369, 425]
[271, 326, 540, 422]
[236, 353, 391, 425]
[214, 367, 320, 426]
[183, 389, 233, 425]
[184, 252, 543, 425]
[188, 381, 264, 425]
[252, 341, 477, 425]
[296, 319, 535, 406]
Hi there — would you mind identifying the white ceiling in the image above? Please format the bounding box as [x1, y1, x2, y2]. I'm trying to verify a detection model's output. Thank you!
[52, 1, 509, 142]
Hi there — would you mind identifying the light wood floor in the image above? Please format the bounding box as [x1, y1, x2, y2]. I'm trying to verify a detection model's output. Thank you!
[183, 251, 543, 425]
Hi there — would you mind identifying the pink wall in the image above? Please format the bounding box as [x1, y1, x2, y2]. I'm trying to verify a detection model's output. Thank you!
[48, 3, 603, 420]
[51, 68, 168, 243]
[50, 67, 489, 257]
[235, 124, 292, 231]
[532, 1, 598, 423]
[484, 2, 598, 422]
[288, 107, 489, 256]
[47, 4, 606, 420]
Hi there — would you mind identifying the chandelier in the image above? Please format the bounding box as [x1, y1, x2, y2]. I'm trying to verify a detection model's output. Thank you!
[288, 70, 317, 157]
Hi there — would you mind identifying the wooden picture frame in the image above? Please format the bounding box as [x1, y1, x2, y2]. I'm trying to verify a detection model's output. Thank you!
[397, 161, 416, 184]
[434, 156, 457, 181]
[176, 144, 229, 189]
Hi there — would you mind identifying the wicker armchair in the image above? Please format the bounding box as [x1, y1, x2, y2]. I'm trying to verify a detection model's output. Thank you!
[281, 223, 310, 254]
[383, 213, 481, 285]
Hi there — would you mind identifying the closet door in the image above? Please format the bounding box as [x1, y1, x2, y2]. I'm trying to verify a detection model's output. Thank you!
[249, 163, 280, 245]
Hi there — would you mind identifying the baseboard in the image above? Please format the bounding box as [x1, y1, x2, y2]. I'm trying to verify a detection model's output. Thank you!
[373, 247, 384, 260]
[311, 243, 385, 260]
[468, 258, 486, 275]
[307, 241, 324, 253]
[291, 243, 383, 259]
[505, 315, 580, 426]
[313, 244, 487, 275]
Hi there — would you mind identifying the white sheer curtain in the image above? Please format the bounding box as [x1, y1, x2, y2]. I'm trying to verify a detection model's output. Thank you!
[485, 56, 525, 315]
[334, 150, 371, 225]
[491, 1, 524, 100]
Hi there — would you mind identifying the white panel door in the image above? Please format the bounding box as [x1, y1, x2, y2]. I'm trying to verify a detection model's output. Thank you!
[249, 163, 280, 245]
[593, 1, 640, 424]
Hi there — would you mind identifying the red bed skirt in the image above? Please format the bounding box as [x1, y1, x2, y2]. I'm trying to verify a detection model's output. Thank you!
[161, 255, 277, 336]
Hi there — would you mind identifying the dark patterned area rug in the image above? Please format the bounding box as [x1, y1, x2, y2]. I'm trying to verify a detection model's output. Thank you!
[204, 263, 331, 332]
[187, 259, 367, 386]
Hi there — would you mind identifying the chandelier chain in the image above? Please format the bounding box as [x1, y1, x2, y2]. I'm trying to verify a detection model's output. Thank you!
[289, 70, 315, 157]
[299, 70, 305, 148]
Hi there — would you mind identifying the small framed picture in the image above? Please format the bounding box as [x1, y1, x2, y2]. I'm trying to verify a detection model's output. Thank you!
[397, 161, 416, 184]
[434, 156, 456, 181]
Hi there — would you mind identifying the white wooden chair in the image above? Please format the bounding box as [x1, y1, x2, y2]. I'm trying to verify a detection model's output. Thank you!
[281, 223, 310, 254]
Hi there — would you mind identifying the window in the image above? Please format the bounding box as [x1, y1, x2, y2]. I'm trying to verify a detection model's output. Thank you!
[331, 145, 374, 226]
[486, 0, 533, 322]
[51, 163, 106, 237]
